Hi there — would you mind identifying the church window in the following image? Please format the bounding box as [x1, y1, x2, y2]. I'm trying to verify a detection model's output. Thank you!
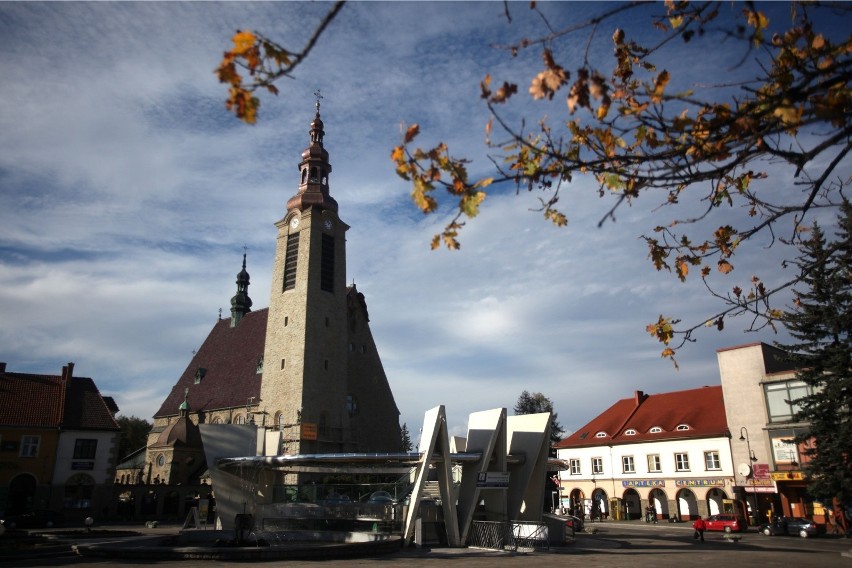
[194, 368, 206, 384]
[275, 412, 284, 430]
[280, 358, 286, 370]
[325, 317, 329, 327]
[256, 356, 263, 374]
[346, 395, 358, 415]
[320, 234, 334, 292]
[235, 415, 245, 425]
[310, 166, 318, 182]
[319, 412, 329, 437]
[361, 345, 367, 354]
[285, 316, 288, 326]
[283, 233, 299, 291]
[349, 343, 354, 352]
[301, 168, 307, 184]
[324, 359, 329, 370]
[157, 454, 165, 468]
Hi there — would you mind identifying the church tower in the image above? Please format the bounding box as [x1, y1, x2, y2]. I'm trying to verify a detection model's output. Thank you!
[260, 99, 351, 454]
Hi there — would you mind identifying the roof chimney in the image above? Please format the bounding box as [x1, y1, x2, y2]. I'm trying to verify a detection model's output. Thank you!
[0, 362, 6, 373]
[634, 390, 646, 406]
[67, 362, 74, 379]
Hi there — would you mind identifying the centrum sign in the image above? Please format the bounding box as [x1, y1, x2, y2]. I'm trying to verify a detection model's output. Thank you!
[675, 479, 726, 487]
[476, 472, 509, 488]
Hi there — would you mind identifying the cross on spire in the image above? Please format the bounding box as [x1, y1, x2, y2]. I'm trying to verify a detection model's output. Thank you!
[314, 89, 323, 114]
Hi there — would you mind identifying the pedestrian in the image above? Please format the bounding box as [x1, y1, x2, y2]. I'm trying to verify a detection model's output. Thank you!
[693, 517, 706, 542]
[651, 504, 657, 524]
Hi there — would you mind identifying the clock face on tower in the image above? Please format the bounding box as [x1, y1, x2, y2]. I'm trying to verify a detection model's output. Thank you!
[323, 219, 333, 230]
[290, 216, 300, 229]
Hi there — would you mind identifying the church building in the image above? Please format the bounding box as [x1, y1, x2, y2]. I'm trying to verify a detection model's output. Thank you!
[138, 103, 401, 486]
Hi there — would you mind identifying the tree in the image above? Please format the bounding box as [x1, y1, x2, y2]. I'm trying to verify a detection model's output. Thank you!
[514, 390, 565, 446]
[116, 415, 153, 463]
[218, 2, 851, 363]
[776, 201, 852, 505]
[400, 422, 413, 452]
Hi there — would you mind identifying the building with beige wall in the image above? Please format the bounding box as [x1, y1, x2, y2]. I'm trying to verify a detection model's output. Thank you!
[717, 342, 816, 523]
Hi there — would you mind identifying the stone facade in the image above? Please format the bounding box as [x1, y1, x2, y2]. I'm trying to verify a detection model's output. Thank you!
[138, 104, 401, 487]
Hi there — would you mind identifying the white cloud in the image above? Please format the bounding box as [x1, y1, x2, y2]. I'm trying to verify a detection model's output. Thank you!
[0, 1, 834, 441]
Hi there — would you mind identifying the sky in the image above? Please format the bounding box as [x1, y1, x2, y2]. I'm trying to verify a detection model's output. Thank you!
[1, 2, 848, 441]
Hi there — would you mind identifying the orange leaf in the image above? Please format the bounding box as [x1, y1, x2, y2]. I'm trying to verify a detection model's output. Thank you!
[717, 259, 734, 274]
[404, 124, 420, 144]
[232, 30, 257, 55]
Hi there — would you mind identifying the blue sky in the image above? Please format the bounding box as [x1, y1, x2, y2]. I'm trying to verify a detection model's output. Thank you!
[1, 2, 848, 439]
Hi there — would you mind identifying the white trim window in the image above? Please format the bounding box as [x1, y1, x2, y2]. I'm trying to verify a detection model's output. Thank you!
[675, 452, 690, 471]
[647, 454, 662, 472]
[592, 457, 604, 475]
[704, 451, 721, 470]
[622, 455, 636, 474]
[20, 435, 40, 457]
[569, 458, 581, 475]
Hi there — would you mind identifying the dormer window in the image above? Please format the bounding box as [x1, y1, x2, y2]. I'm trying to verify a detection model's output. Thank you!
[649, 426, 662, 433]
[194, 368, 206, 384]
[624, 429, 637, 436]
[676, 424, 690, 431]
[595, 432, 607, 438]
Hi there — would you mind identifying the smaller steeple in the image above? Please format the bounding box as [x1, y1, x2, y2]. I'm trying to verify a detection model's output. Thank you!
[230, 251, 253, 327]
[286, 91, 338, 213]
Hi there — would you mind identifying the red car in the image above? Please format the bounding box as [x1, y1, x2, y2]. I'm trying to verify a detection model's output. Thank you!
[704, 514, 747, 533]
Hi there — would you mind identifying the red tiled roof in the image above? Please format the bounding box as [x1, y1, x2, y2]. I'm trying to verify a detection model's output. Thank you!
[0, 370, 118, 431]
[556, 386, 729, 449]
[63, 376, 120, 431]
[0, 372, 64, 427]
[154, 309, 268, 418]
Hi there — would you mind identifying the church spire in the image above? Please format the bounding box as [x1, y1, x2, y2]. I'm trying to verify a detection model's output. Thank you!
[230, 251, 252, 327]
[286, 91, 338, 213]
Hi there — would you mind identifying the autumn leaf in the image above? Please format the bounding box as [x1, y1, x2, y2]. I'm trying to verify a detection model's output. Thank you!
[404, 124, 420, 144]
[717, 259, 734, 274]
[232, 30, 257, 55]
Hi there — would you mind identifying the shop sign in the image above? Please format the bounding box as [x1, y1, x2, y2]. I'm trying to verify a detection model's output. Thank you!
[770, 471, 804, 481]
[675, 478, 726, 487]
[622, 480, 666, 488]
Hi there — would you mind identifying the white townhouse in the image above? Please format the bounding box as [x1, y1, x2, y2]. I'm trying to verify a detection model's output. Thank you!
[555, 386, 736, 522]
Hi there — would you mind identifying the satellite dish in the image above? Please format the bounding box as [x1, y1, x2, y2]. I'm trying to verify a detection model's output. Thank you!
[738, 463, 752, 477]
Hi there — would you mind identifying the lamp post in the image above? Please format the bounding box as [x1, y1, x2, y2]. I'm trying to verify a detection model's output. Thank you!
[739, 427, 760, 525]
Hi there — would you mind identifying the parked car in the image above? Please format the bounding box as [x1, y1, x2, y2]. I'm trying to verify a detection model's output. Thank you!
[564, 515, 584, 533]
[704, 514, 747, 533]
[759, 516, 822, 538]
[1, 509, 65, 529]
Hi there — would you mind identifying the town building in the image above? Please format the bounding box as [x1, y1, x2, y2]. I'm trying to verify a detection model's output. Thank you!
[717, 342, 819, 524]
[0, 362, 120, 521]
[123, 102, 401, 497]
[555, 386, 735, 522]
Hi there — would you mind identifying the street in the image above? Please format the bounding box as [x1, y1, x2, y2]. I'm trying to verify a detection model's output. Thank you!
[4, 520, 850, 568]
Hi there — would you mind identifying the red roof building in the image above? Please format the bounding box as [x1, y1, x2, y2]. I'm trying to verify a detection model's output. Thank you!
[555, 386, 734, 522]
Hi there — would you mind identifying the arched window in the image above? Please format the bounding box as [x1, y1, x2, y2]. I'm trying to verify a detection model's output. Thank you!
[310, 166, 318, 182]
[64, 474, 95, 509]
[301, 168, 307, 183]
[595, 431, 607, 438]
[235, 415, 245, 425]
[649, 426, 663, 433]
[624, 429, 637, 436]
[676, 424, 690, 431]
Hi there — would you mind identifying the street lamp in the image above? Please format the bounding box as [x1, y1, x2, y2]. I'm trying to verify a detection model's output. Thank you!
[739, 427, 761, 525]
